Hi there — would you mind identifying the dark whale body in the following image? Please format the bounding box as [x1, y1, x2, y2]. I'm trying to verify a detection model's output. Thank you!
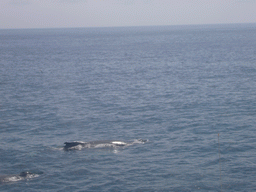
[0, 171, 40, 184]
[64, 139, 148, 151]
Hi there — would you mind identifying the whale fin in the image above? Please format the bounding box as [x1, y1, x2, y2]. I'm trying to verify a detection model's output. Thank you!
[64, 141, 86, 150]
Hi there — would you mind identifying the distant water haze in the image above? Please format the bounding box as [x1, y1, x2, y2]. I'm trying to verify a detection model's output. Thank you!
[0, 0, 256, 29]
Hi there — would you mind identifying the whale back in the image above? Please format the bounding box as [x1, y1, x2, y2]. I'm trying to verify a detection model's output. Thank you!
[63, 139, 148, 150]
[0, 171, 40, 183]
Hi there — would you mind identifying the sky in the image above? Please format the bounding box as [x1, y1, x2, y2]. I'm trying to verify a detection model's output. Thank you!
[0, 0, 256, 29]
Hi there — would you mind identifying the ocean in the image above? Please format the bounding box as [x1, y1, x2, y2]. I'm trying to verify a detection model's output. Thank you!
[0, 23, 256, 191]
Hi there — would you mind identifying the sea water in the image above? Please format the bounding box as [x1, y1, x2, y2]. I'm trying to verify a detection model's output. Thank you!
[0, 24, 256, 191]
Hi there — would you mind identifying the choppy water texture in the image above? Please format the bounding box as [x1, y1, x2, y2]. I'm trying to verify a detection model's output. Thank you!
[0, 24, 256, 191]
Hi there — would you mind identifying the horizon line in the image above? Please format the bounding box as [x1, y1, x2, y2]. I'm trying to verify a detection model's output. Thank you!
[1, 22, 256, 30]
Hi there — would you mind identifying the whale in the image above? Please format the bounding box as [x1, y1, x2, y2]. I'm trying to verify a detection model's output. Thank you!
[63, 139, 148, 151]
[0, 171, 40, 184]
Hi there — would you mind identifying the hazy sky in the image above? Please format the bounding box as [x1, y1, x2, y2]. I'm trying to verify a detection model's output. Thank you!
[1, 0, 256, 29]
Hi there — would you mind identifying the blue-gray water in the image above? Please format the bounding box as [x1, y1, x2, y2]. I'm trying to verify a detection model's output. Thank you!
[0, 24, 256, 191]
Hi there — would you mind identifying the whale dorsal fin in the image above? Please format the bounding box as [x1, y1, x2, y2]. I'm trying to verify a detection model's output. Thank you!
[64, 141, 86, 148]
